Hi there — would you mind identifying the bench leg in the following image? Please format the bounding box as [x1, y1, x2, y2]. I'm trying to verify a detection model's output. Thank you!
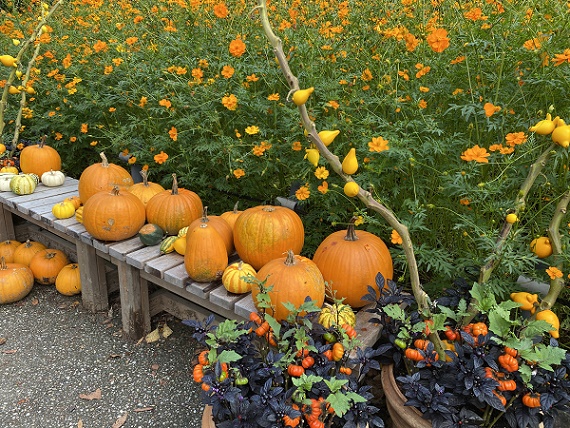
[117, 261, 151, 341]
[0, 206, 16, 241]
[76, 242, 109, 312]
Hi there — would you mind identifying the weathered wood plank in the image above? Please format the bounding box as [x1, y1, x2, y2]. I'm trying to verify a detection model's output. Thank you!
[162, 264, 188, 288]
[149, 289, 222, 322]
[209, 286, 249, 311]
[76, 241, 108, 312]
[107, 237, 146, 261]
[144, 253, 184, 278]
[234, 294, 257, 320]
[186, 279, 222, 301]
[0, 205, 16, 240]
[117, 261, 150, 340]
[125, 245, 162, 269]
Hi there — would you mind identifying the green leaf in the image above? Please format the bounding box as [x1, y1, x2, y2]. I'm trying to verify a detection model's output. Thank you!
[217, 350, 242, 364]
[384, 304, 407, 322]
[323, 377, 348, 393]
[469, 282, 496, 312]
[327, 391, 367, 417]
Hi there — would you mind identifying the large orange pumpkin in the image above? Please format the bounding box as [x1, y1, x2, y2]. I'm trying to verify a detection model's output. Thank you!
[128, 169, 165, 207]
[13, 240, 47, 267]
[0, 257, 34, 304]
[29, 248, 69, 285]
[233, 205, 304, 270]
[78, 152, 134, 203]
[253, 250, 325, 322]
[0, 240, 21, 263]
[83, 186, 146, 241]
[184, 222, 228, 283]
[146, 174, 203, 235]
[188, 207, 233, 255]
[19, 136, 61, 177]
[312, 219, 393, 308]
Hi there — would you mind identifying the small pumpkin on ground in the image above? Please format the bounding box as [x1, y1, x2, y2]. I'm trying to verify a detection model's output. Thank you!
[78, 152, 134, 203]
[19, 136, 62, 177]
[0, 240, 21, 263]
[222, 261, 257, 294]
[138, 223, 165, 246]
[128, 169, 165, 207]
[13, 240, 46, 267]
[29, 248, 69, 285]
[55, 263, 82, 296]
[184, 222, 228, 283]
[0, 256, 34, 304]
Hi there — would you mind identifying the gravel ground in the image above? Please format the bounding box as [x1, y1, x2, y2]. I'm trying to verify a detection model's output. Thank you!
[0, 286, 203, 428]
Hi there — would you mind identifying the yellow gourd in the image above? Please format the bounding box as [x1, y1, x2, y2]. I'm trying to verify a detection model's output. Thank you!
[510, 291, 538, 313]
[536, 309, 560, 339]
[0, 55, 17, 67]
[304, 148, 320, 167]
[344, 181, 359, 197]
[292, 87, 314, 106]
[318, 130, 340, 147]
[528, 113, 557, 135]
[342, 148, 358, 175]
[52, 201, 76, 219]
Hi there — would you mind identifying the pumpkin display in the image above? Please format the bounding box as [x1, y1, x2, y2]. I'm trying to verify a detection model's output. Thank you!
[188, 207, 234, 255]
[0, 240, 21, 263]
[19, 136, 62, 177]
[318, 302, 356, 328]
[233, 205, 304, 270]
[64, 195, 82, 210]
[78, 152, 134, 203]
[128, 169, 165, 207]
[138, 223, 165, 246]
[82, 186, 146, 241]
[252, 250, 325, 322]
[220, 201, 243, 231]
[75, 206, 84, 224]
[221, 261, 257, 294]
[0, 257, 34, 304]
[29, 248, 69, 285]
[10, 173, 37, 195]
[0, 173, 16, 191]
[184, 222, 228, 283]
[40, 169, 66, 187]
[55, 263, 82, 296]
[52, 201, 76, 219]
[312, 218, 393, 308]
[13, 240, 46, 266]
[146, 174, 203, 235]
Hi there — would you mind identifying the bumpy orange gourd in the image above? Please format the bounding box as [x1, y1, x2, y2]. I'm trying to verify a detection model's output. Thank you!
[312, 218, 393, 308]
[128, 169, 165, 207]
[146, 174, 203, 235]
[13, 240, 46, 267]
[64, 196, 82, 210]
[220, 201, 243, 231]
[0, 257, 34, 304]
[29, 248, 69, 285]
[233, 205, 304, 270]
[83, 186, 146, 241]
[0, 240, 21, 263]
[188, 207, 234, 255]
[184, 222, 228, 283]
[55, 263, 82, 296]
[78, 152, 134, 203]
[19, 136, 61, 177]
[253, 250, 325, 322]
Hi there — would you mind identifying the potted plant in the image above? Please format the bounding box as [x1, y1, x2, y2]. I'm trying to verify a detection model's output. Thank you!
[184, 279, 385, 428]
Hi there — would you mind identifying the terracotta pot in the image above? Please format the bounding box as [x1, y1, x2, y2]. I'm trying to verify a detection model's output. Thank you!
[381, 364, 431, 428]
[202, 405, 215, 428]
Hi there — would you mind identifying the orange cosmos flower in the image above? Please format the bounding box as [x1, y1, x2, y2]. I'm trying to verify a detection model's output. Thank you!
[483, 102, 501, 117]
[252, 145, 265, 156]
[245, 125, 259, 135]
[90, 141, 98, 146]
[246, 74, 259, 82]
[222, 94, 238, 110]
[159, 99, 172, 109]
[368, 136, 389, 152]
[291, 141, 302, 151]
[80, 123, 88, 133]
[546, 266, 563, 280]
[318, 181, 329, 194]
[426, 28, 450, 53]
[128, 156, 137, 165]
[295, 185, 310, 201]
[62, 54, 72, 68]
[418, 99, 427, 109]
[314, 166, 329, 180]
[461, 145, 490, 163]
[154, 151, 169, 165]
[169, 126, 178, 141]
[464, 7, 487, 21]
[93, 40, 108, 53]
[221, 65, 234, 78]
[233, 168, 245, 179]
[139, 96, 148, 108]
[459, 198, 470, 206]
[104, 65, 113, 75]
[213, 2, 229, 18]
[505, 132, 527, 147]
[553, 49, 570, 67]
[391, 230, 403, 245]
[267, 93, 280, 101]
[229, 38, 246, 58]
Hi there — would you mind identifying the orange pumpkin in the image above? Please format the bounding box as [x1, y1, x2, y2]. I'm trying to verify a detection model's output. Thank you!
[13, 240, 47, 267]
[188, 207, 233, 255]
[220, 201, 243, 231]
[184, 222, 228, 283]
[0, 257, 34, 304]
[19, 136, 61, 177]
[29, 248, 69, 285]
[0, 240, 21, 263]
[253, 250, 325, 322]
[64, 195, 82, 210]
[128, 169, 165, 207]
[233, 205, 304, 270]
[312, 218, 393, 308]
[55, 263, 82, 296]
[83, 186, 146, 241]
[78, 152, 134, 203]
[146, 174, 203, 235]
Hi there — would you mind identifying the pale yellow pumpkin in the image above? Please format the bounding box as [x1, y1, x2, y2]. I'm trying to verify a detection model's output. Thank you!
[222, 261, 257, 294]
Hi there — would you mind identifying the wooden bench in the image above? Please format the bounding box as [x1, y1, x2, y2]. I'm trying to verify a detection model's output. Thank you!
[0, 178, 380, 346]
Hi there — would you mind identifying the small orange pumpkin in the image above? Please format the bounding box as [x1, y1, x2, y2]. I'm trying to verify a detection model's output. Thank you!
[55, 263, 82, 296]
[0, 240, 21, 263]
[13, 240, 47, 267]
[29, 248, 69, 285]
[188, 207, 233, 255]
[184, 222, 228, 283]
[128, 169, 165, 207]
[0, 257, 34, 304]
[64, 196, 82, 210]
[78, 152, 134, 203]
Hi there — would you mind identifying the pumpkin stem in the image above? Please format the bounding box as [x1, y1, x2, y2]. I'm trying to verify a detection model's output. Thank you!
[284, 249, 296, 266]
[201, 206, 209, 223]
[232, 201, 240, 213]
[140, 169, 149, 186]
[171, 173, 179, 195]
[111, 185, 120, 196]
[0, 256, 6, 270]
[39, 134, 47, 148]
[344, 217, 359, 242]
[45, 251, 58, 259]
[99, 152, 109, 167]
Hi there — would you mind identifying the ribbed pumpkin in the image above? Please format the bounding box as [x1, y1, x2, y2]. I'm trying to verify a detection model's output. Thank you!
[0, 240, 21, 263]
[184, 222, 228, 283]
[233, 205, 304, 270]
[10, 174, 37, 195]
[29, 248, 69, 285]
[0, 257, 34, 304]
[253, 250, 325, 322]
[64, 196, 82, 210]
[146, 174, 203, 235]
[83, 186, 146, 241]
[55, 263, 82, 296]
[78, 152, 134, 203]
[188, 207, 234, 255]
[222, 261, 257, 294]
[220, 201, 243, 231]
[138, 223, 165, 246]
[75, 206, 84, 224]
[128, 169, 165, 207]
[312, 218, 393, 308]
[13, 240, 46, 266]
[19, 136, 61, 177]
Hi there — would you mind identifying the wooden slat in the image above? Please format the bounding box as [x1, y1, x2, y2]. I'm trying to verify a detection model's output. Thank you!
[144, 253, 184, 278]
[234, 295, 257, 320]
[107, 237, 146, 261]
[209, 286, 249, 311]
[163, 264, 188, 288]
[186, 279, 222, 300]
[125, 245, 162, 269]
